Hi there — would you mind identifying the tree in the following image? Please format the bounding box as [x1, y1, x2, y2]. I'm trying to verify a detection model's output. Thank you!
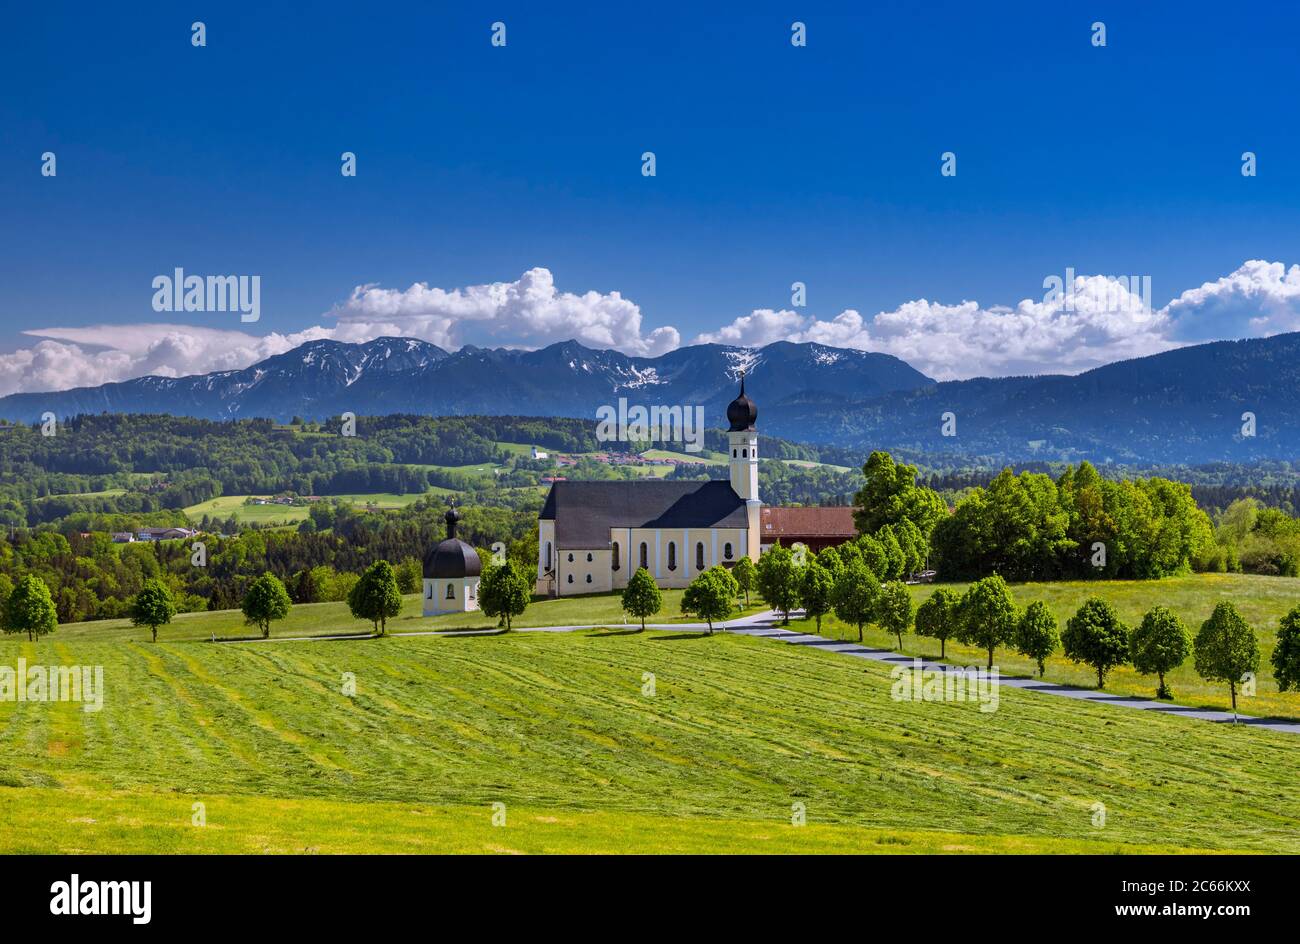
[1130, 605, 1192, 699]
[241, 572, 292, 639]
[852, 450, 947, 539]
[915, 587, 960, 658]
[480, 559, 531, 631]
[394, 557, 423, 595]
[1194, 602, 1260, 718]
[958, 575, 1018, 671]
[755, 544, 801, 625]
[621, 566, 662, 631]
[348, 560, 403, 635]
[799, 559, 835, 633]
[731, 555, 756, 607]
[682, 566, 738, 634]
[1016, 600, 1059, 677]
[1273, 605, 1300, 693]
[832, 560, 879, 642]
[876, 580, 914, 650]
[1061, 597, 1130, 688]
[130, 578, 176, 643]
[2, 575, 58, 642]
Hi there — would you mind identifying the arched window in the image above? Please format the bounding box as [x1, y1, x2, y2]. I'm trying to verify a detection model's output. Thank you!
[567, 574, 574, 584]
[742, 448, 747, 458]
[426, 583, 433, 599]
[545, 542, 552, 571]
[585, 574, 592, 583]
[445, 583, 455, 600]
[667, 542, 676, 571]
[469, 582, 477, 599]
[732, 448, 737, 458]
[612, 542, 621, 571]
[696, 542, 705, 570]
[586, 552, 593, 562]
[567, 552, 574, 563]
[724, 542, 734, 560]
[639, 543, 648, 569]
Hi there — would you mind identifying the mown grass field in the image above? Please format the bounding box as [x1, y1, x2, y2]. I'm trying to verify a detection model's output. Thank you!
[808, 573, 1300, 720]
[183, 490, 456, 525]
[2, 575, 1299, 853]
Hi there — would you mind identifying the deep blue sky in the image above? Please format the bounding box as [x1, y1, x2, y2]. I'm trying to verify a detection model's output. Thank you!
[2, 0, 1297, 353]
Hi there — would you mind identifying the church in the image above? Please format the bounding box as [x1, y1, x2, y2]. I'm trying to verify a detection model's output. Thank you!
[535, 378, 764, 596]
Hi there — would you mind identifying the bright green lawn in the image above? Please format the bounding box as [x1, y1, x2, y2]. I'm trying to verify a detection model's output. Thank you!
[184, 491, 455, 524]
[1, 622, 1298, 853]
[809, 573, 1300, 721]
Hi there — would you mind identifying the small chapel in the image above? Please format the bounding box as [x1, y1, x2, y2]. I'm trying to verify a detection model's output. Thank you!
[535, 377, 764, 596]
[423, 506, 482, 615]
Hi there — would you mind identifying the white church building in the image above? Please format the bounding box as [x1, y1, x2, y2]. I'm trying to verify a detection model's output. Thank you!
[423, 506, 482, 615]
[536, 377, 762, 596]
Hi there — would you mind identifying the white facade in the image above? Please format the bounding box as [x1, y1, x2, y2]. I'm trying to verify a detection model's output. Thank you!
[423, 576, 480, 616]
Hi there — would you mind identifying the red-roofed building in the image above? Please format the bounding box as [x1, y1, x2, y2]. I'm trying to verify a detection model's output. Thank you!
[760, 506, 858, 553]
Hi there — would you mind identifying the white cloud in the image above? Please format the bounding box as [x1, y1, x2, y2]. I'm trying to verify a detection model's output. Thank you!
[1, 261, 1297, 395]
[696, 264, 1300, 380]
[329, 267, 680, 356]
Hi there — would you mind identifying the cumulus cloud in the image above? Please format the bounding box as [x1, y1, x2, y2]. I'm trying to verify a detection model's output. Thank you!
[0, 269, 680, 396]
[696, 261, 1300, 380]
[2, 261, 1299, 395]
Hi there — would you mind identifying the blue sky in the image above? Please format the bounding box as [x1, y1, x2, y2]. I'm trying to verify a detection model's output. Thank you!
[2, 1, 1299, 391]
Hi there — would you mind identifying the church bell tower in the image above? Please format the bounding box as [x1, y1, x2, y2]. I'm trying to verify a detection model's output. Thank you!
[725, 372, 762, 560]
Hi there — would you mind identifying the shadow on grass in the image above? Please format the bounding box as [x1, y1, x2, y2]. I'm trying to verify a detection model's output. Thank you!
[649, 631, 714, 641]
[584, 628, 645, 638]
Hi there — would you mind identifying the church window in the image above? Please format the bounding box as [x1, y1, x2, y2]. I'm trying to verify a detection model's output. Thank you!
[639, 543, 648, 569]
[469, 582, 477, 599]
[667, 542, 676, 571]
[732, 448, 737, 458]
[567, 574, 574, 584]
[445, 584, 455, 600]
[696, 542, 705, 570]
[742, 448, 747, 458]
[724, 542, 734, 560]
[426, 583, 432, 599]
[567, 552, 574, 563]
[586, 574, 592, 583]
[545, 542, 552, 571]
[612, 542, 620, 571]
[587, 552, 593, 562]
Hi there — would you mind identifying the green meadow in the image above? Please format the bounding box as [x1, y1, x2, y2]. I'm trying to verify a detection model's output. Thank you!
[1, 574, 1299, 853]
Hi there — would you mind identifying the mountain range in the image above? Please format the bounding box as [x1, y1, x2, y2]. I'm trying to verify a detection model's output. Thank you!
[2, 333, 1298, 466]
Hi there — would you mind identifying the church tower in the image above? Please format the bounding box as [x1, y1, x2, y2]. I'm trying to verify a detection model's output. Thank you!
[726, 372, 762, 560]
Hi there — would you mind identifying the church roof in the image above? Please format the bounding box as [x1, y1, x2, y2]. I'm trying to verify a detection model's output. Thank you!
[423, 538, 482, 579]
[540, 480, 749, 548]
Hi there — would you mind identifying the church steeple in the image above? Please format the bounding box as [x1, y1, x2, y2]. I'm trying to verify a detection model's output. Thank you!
[727, 372, 759, 503]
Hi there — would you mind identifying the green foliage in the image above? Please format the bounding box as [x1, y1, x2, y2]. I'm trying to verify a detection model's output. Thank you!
[394, 557, 422, 594]
[682, 566, 739, 633]
[621, 567, 663, 630]
[479, 559, 531, 631]
[852, 451, 946, 538]
[1194, 602, 1260, 714]
[799, 560, 835, 633]
[1272, 606, 1300, 693]
[1130, 605, 1192, 698]
[731, 555, 756, 606]
[755, 544, 801, 625]
[832, 560, 879, 642]
[1016, 600, 1060, 677]
[348, 560, 403, 635]
[1062, 597, 1130, 688]
[932, 461, 1212, 581]
[875, 580, 914, 649]
[958, 575, 1018, 670]
[130, 578, 176, 643]
[914, 587, 961, 658]
[2, 574, 58, 642]
[241, 572, 292, 638]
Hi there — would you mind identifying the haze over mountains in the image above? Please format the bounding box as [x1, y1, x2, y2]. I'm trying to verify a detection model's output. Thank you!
[1, 333, 1297, 466]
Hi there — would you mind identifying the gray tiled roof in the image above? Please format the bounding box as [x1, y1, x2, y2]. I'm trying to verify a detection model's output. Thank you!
[540, 480, 749, 548]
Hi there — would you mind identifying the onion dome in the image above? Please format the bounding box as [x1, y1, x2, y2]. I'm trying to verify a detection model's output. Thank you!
[726, 372, 758, 432]
[423, 506, 482, 579]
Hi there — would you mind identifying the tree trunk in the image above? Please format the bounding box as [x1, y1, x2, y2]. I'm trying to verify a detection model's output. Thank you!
[857, 622, 863, 642]
[263, 624, 269, 639]
[641, 615, 645, 631]
[1097, 666, 1104, 688]
[896, 633, 903, 650]
[28, 628, 33, 642]
[815, 614, 822, 633]
[940, 638, 945, 659]
[1038, 659, 1045, 678]
[152, 626, 157, 643]
[1230, 680, 1237, 718]
[988, 647, 994, 672]
[707, 620, 713, 635]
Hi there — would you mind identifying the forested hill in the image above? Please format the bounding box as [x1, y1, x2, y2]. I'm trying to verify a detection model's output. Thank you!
[762, 332, 1300, 465]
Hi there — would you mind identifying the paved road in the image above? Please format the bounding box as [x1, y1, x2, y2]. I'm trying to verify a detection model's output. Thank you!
[218, 608, 1300, 734]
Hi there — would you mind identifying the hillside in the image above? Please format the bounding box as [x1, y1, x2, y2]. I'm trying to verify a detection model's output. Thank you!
[2, 591, 1299, 853]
